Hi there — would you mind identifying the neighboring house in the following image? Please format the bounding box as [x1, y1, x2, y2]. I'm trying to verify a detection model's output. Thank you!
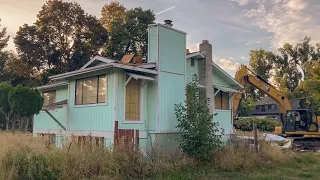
[33, 20, 243, 154]
[252, 96, 301, 119]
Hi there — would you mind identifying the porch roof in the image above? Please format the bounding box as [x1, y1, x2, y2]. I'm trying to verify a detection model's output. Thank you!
[36, 81, 68, 91]
[213, 85, 240, 93]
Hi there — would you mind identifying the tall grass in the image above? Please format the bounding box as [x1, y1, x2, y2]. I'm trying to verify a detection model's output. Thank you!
[0, 132, 192, 180]
[0, 132, 294, 180]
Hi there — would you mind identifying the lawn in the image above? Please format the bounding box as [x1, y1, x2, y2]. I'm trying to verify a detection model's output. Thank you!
[153, 153, 320, 180]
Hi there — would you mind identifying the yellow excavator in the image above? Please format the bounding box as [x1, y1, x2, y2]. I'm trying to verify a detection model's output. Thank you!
[233, 65, 320, 139]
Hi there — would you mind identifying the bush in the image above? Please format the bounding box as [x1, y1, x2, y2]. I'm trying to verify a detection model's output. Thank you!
[234, 118, 281, 132]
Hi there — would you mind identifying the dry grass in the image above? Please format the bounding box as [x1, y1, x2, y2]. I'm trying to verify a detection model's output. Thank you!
[214, 140, 294, 171]
[0, 132, 296, 180]
[0, 132, 193, 180]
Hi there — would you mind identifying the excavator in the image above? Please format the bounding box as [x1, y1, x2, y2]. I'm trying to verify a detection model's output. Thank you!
[233, 65, 320, 149]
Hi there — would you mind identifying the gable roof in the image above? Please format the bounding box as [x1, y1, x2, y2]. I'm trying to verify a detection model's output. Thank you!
[186, 51, 243, 89]
[49, 56, 157, 81]
[212, 61, 243, 89]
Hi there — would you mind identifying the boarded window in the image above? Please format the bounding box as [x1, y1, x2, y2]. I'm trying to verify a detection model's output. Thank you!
[71, 136, 104, 147]
[75, 75, 107, 105]
[43, 91, 56, 106]
[125, 76, 140, 121]
[214, 90, 230, 110]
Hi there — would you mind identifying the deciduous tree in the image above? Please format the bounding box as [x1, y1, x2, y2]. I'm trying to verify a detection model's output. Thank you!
[14, 0, 108, 82]
[175, 75, 223, 161]
[101, 1, 155, 60]
[8, 85, 43, 131]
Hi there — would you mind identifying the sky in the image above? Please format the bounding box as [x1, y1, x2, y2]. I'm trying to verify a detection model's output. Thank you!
[0, 0, 320, 76]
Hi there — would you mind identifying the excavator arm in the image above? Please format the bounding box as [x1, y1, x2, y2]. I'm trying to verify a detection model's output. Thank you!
[233, 65, 293, 119]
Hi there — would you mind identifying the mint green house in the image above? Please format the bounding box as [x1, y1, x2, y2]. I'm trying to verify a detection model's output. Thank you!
[34, 21, 243, 154]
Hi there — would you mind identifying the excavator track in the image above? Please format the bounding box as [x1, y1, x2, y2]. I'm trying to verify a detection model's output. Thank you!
[289, 137, 320, 151]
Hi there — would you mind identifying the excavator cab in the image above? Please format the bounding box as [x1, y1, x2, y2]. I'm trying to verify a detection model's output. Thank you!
[284, 109, 318, 134]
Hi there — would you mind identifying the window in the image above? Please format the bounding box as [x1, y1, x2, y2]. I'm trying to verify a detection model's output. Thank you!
[75, 75, 107, 105]
[191, 58, 195, 67]
[38, 133, 56, 144]
[255, 106, 260, 111]
[261, 105, 266, 112]
[268, 104, 272, 110]
[125, 76, 141, 121]
[214, 90, 230, 110]
[43, 91, 56, 106]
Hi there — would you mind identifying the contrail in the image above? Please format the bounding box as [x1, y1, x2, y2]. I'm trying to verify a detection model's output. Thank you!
[156, 6, 176, 15]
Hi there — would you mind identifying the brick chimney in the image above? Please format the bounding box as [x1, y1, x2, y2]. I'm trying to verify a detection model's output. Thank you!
[199, 40, 213, 113]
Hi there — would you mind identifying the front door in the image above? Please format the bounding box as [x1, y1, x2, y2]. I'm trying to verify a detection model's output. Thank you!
[285, 111, 296, 132]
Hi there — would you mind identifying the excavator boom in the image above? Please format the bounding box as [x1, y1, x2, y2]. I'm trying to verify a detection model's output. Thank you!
[233, 65, 292, 119]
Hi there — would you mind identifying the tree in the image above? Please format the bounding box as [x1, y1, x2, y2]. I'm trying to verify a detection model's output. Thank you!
[101, 1, 155, 60]
[175, 75, 223, 161]
[0, 19, 9, 51]
[100, 1, 126, 32]
[14, 0, 108, 82]
[273, 43, 302, 93]
[8, 85, 43, 131]
[238, 97, 255, 117]
[248, 49, 275, 99]
[0, 18, 10, 82]
[0, 82, 12, 130]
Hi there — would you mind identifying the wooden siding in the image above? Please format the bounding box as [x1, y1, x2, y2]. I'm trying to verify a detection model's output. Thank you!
[186, 58, 199, 81]
[67, 72, 115, 131]
[116, 70, 148, 130]
[34, 105, 67, 130]
[159, 72, 185, 132]
[147, 27, 158, 63]
[158, 26, 186, 74]
[212, 70, 230, 88]
[213, 110, 233, 135]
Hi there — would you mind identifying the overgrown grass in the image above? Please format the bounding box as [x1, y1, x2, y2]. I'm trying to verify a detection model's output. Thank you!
[0, 132, 193, 180]
[1, 132, 315, 180]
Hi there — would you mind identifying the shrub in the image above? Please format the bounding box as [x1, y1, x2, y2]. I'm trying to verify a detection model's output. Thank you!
[234, 118, 281, 132]
[175, 75, 223, 161]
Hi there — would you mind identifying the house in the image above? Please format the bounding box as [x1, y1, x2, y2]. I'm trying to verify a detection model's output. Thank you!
[33, 20, 243, 154]
[252, 96, 301, 119]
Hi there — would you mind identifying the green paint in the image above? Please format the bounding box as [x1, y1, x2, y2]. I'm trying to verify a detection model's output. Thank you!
[213, 110, 232, 134]
[158, 26, 186, 74]
[159, 72, 185, 132]
[43, 109, 66, 130]
[67, 71, 115, 131]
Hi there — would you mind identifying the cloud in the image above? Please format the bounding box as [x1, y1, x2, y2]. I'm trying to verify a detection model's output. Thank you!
[215, 58, 240, 75]
[240, 56, 245, 60]
[232, 0, 250, 6]
[243, 0, 320, 48]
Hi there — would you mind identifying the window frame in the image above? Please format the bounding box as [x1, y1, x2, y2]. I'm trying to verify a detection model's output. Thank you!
[124, 75, 143, 123]
[43, 90, 56, 106]
[74, 75, 107, 106]
[191, 58, 195, 67]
